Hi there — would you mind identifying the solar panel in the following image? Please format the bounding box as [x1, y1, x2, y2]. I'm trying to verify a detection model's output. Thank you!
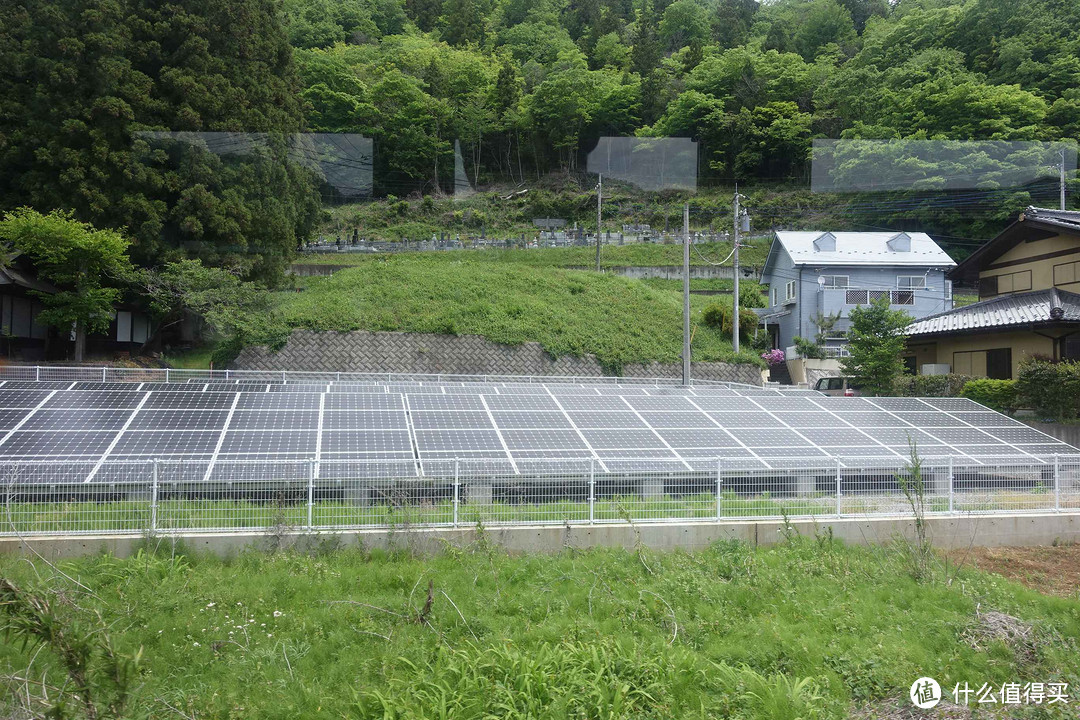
[0, 380, 1071, 484]
[20, 409, 132, 431]
[44, 391, 144, 410]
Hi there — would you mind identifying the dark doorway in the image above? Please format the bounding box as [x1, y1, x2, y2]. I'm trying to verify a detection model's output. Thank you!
[902, 356, 917, 374]
[986, 348, 1012, 380]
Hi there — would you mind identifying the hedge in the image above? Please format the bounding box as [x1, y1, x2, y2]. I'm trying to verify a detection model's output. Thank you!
[959, 379, 1017, 414]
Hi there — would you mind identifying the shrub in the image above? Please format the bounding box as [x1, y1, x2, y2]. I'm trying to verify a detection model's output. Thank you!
[959, 379, 1017, 413]
[701, 302, 758, 341]
[1016, 358, 1080, 421]
[895, 373, 976, 397]
[761, 348, 785, 366]
[793, 336, 826, 359]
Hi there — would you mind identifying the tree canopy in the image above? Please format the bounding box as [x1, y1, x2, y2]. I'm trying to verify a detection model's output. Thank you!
[2, 0, 1079, 275]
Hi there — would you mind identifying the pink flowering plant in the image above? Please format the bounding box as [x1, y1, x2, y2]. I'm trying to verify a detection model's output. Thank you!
[761, 349, 786, 366]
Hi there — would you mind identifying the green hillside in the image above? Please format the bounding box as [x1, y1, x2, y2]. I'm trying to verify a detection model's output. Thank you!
[254, 255, 762, 372]
[298, 238, 771, 268]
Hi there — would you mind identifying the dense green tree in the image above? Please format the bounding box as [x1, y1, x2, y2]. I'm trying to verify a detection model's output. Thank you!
[0, 0, 319, 280]
[840, 296, 913, 396]
[659, 0, 711, 51]
[630, 0, 662, 75]
[0, 209, 134, 362]
[138, 258, 271, 351]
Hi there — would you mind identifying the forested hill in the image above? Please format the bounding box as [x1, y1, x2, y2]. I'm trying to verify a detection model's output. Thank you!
[2, 0, 1078, 278]
[287, 0, 1080, 191]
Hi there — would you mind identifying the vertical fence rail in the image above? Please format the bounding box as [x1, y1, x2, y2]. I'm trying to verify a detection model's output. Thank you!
[835, 459, 842, 518]
[307, 460, 315, 530]
[588, 458, 595, 525]
[1054, 454, 1061, 512]
[150, 460, 159, 534]
[948, 455, 954, 514]
[452, 459, 459, 528]
[716, 458, 722, 521]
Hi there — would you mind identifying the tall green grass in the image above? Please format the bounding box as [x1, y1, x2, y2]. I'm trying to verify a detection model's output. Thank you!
[266, 256, 763, 372]
[1, 540, 1076, 718]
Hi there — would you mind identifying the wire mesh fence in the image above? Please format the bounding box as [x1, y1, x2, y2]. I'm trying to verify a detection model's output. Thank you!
[2, 454, 1078, 536]
[0, 365, 753, 388]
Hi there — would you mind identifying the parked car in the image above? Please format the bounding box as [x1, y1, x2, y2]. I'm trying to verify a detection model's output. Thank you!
[814, 376, 862, 397]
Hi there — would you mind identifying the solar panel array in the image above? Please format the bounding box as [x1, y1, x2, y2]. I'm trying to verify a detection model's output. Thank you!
[0, 379, 1073, 481]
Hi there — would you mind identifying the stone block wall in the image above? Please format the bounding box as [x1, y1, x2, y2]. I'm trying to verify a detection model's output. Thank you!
[232, 330, 764, 385]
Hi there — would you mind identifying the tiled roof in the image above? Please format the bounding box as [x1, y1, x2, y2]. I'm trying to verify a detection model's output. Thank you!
[906, 288, 1080, 336]
[1021, 206, 1080, 233]
[772, 231, 955, 267]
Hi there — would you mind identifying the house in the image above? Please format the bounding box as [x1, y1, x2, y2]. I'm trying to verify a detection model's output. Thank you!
[905, 207, 1080, 379]
[759, 231, 956, 364]
[0, 261, 154, 361]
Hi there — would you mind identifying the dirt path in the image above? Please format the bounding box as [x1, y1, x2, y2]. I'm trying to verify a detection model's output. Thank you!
[948, 544, 1080, 599]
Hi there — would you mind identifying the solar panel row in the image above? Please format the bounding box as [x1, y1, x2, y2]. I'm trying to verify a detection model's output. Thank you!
[0, 381, 1072, 482]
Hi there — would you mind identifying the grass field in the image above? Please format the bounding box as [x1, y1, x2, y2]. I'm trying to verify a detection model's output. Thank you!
[1, 538, 1077, 718]
[259, 255, 763, 372]
[298, 239, 772, 269]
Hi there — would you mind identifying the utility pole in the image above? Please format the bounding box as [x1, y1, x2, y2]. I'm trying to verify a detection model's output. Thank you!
[683, 202, 691, 386]
[595, 174, 602, 271]
[1061, 148, 1067, 211]
[733, 189, 741, 354]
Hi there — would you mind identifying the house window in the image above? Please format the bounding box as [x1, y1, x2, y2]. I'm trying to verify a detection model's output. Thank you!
[897, 276, 926, 289]
[821, 275, 848, 288]
[1053, 260, 1080, 287]
[953, 348, 1012, 379]
[1063, 336, 1080, 361]
[984, 270, 1032, 296]
[785, 281, 796, 302]
[771, 287, 778, 306]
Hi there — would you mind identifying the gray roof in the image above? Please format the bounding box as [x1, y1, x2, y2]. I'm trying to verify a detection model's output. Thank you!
[1021, 206, 1080, 233]
[906, 288, 1080, 336]
[771, 231, 955, 267]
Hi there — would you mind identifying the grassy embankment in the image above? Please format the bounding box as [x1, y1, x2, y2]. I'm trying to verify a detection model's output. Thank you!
[0, 539, 1076, 718]
[255, 254, 763, 372]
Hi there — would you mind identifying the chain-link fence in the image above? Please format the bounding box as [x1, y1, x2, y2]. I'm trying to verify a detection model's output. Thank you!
[2, 455, 1078, 536]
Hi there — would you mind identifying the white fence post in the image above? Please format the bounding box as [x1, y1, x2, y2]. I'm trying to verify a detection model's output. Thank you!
[1054, 454, 1060, 512]
[307, 460, 315, 529]
[150, 460, 159, 533]
[948, 455, 954, 514]
[35, 366, 40, 382]
[716, 457, 722, 521]
[102, 367, 107, 382]
[835, 459, 842, 518]
[165, 368, 170, 383]
[588, 458, 595, 525]
[452, 458, 460, 528]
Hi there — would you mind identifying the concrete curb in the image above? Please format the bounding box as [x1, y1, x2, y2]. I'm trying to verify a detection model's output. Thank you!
[2, 513, 1076, 559]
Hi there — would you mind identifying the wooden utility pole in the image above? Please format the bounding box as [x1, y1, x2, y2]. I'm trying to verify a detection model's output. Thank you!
[595, 174, 602, 271]
[682, 203, 691, 386]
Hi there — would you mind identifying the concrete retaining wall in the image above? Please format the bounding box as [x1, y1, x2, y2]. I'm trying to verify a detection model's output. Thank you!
[1023, 420, 1080, 451]
[3, 513, 1076, 560]
[232, 330, 764, 384]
